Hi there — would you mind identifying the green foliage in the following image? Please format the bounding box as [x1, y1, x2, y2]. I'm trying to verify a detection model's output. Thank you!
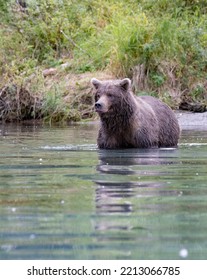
[150, 74, 166, 87]
[0, 0, 207, 121]
[41, 82, 81, 124]
[0, 0, 10, 21]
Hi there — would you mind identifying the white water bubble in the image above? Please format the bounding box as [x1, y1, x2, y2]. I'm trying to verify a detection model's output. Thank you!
[29, 234, 36, 240]
[178, 191, 183, 197]
[179, 248, 188, 258]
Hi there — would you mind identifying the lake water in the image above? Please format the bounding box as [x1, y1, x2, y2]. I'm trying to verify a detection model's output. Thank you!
[0, 122, 207, 260]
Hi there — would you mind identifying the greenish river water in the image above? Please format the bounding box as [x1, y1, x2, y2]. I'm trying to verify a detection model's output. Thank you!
[0, 122, 207, 259]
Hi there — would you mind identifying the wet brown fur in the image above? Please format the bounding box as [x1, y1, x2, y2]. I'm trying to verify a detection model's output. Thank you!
[91, 78, 180, 149]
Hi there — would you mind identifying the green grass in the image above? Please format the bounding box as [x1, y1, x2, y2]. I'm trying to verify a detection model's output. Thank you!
[0, 0, 207, 122]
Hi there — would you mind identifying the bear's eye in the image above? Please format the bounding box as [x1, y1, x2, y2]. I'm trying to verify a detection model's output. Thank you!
[96, 93, 100, 100]
[107, 93, 113, 98]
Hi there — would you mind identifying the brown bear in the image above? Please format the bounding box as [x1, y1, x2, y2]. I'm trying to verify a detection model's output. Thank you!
[91, 78, 180, 149]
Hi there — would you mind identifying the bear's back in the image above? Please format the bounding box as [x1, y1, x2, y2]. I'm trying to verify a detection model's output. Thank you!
[138, 95, 180, 147]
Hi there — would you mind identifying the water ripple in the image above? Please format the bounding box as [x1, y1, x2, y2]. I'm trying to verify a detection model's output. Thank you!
[41, 144, 97, 151]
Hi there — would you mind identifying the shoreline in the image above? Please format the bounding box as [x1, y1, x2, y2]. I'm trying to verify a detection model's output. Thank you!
[176, 111, 207, 130]
[0, 111, 207, 130]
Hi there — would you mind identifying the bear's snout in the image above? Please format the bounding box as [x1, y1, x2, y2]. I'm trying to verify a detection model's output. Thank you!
[95, 101, 107, 113]
[95, 102, 103, 111]
[94, 95, 109, 113]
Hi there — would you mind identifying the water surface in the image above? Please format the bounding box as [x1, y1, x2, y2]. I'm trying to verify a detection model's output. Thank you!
[0, 122, 207, 259]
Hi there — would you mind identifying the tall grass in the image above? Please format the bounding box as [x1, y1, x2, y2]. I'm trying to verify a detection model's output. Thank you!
[0, 0, 206, 121]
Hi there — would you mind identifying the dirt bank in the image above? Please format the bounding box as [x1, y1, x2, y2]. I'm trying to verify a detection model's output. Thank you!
[0, 69, 206, 126]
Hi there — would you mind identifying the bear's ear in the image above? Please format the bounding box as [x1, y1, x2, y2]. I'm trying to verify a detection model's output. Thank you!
[91, 78, 102, 90]
[120, 78, 131, 91]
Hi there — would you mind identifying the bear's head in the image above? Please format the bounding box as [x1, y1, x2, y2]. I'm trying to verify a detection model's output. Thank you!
[91, 78, 132, 116]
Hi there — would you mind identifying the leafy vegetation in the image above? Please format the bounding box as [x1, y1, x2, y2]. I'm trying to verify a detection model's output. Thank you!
[0, 0, 207, 122]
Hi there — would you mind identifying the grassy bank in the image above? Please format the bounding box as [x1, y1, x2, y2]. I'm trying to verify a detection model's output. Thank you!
[0, 0, 207, 122]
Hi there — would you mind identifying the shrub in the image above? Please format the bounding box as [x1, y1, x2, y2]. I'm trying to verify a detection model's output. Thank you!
[0, 0, 207, 121]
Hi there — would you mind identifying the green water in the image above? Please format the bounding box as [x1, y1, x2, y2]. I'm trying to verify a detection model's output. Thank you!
[0, 123, 207, 259]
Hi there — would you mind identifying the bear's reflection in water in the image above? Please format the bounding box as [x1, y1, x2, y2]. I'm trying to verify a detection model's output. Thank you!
[93, 148, 179, 239]
[94, 148, 178, 214]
